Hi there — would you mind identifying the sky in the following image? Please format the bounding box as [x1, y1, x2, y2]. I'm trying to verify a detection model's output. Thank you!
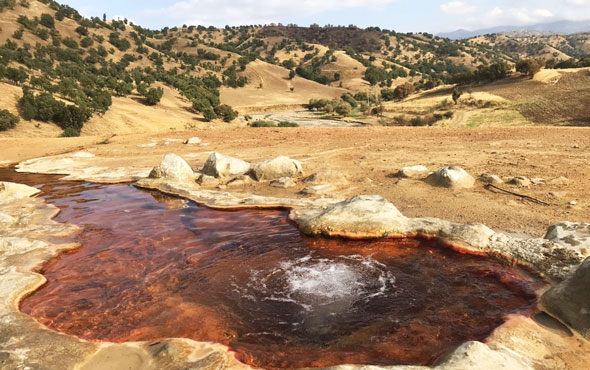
[58, 0, 590, 33]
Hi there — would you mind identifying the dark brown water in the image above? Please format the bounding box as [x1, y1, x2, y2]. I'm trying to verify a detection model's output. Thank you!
[2, 169, 543, 369]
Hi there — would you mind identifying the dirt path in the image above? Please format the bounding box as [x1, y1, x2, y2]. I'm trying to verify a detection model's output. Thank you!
[1, 126, 589, 236]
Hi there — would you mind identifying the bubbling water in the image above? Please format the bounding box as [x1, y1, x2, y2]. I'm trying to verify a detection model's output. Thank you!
[9, 170, 543, 369]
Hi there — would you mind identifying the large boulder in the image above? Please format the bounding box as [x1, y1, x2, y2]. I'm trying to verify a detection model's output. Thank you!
[253, 156, 302, 181]
[290, 195, 407, 238]
[435, 341, 532, 370]
[201, 152, 251, 179]
[148, 153, 195, 183]
[541, 258, 590, 339]
[426, 166, 475, 189]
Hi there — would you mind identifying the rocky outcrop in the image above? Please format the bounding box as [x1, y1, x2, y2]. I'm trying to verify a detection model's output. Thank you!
[290, 195, 585, 281]
[435, 341, 532, 370]
[545, 222, 590, 255]
[541, 258, 590, 339]
[397, 165, 429, 179]
[253, 156, 302, 181]
[201, 152, 251, 179]
[148, 153, 195, 183]
[426, 166, 475, 189]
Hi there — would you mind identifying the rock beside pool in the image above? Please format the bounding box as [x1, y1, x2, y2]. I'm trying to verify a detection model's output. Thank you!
[201, 152, 251, 179]
[397, 165, 429, 179]
[541, 258, 590, 339]
[545, 222, 590, 256]
[0, 182, 41, 201]
[426, 166, 475, 189]
[196, 174, 220, 187]
[291, 195, 407, 238]
[253, 156, 302, 181]
[301, 184, 333, 195]
[149, 153, 195, 183]
[436, 341, 532, 370]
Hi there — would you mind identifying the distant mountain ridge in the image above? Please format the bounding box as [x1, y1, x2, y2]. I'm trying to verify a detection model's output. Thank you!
[439, 20, 590, 40]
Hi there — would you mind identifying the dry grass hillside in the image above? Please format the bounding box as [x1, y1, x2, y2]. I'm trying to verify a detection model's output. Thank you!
[0, 0, 589, 138]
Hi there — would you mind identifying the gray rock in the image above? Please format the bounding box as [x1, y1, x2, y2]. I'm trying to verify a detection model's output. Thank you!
[397, 165, 429, 179]
[541, 258, 590, 339]
[509, 176, 532, 188]
[426, 166, 475, 189]
[545, 222, 590, 255]
[479, 173, 504, 185]
[253, 156, 303, 181]
[201, 152, 251, 179]
[148, 154, 195, 183]
[270, 177, 296, 188]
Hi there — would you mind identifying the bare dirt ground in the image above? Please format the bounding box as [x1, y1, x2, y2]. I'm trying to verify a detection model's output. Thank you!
[1, 126, 588, 237]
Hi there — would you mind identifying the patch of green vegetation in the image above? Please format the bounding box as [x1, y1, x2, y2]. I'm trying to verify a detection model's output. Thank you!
[250, 120, 276, 127]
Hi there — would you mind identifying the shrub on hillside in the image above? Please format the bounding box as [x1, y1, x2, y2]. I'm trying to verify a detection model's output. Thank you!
[214, 104, 238, 122]
[143, 87, 164, 105]
[40, 13, 55, 29]
[250, 120, 277, 127]
[516, 59, 543, 78]
[0, 109, 19, 131]
[277, 121, 298, 127]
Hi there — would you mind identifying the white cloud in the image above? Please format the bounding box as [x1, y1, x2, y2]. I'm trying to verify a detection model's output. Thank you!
[141, 0, 396, 27]
[440, 1, 477, 15]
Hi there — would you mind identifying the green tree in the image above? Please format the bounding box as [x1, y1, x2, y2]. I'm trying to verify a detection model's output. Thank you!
[0, 109, 19, 131]
[288, 70, 296, 80]
[335, 102, 352, 116]
[40, 13, 55, 29]
[143, 87, 164, 105]
[202, 107, 217, 121]
[214, 104, 238, 122]
[516, 59, 543, 78]
[393, 82, 414, 100]
[5, 67, 28, 85]
[452, 88, 463, 105]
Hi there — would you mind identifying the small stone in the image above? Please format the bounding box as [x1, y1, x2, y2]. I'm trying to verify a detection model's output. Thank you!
[569, 201, 578, 206]
[270, 177, 296, 188]
[550, 176, 570, 186]
[303, 169, 348, 185]
[196, 174, 220, 187]
[227, 175, 253, 188]
[531, 178, 546, 185]
[184, 137, 202, 145]
[479, 173, 504, 185]
[301, 184, 333, 195]
[549, 191, 567, 199]
[572, 144, 580, 149]
[396, 165, 429, 179]
[509, 176, 532, 188]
